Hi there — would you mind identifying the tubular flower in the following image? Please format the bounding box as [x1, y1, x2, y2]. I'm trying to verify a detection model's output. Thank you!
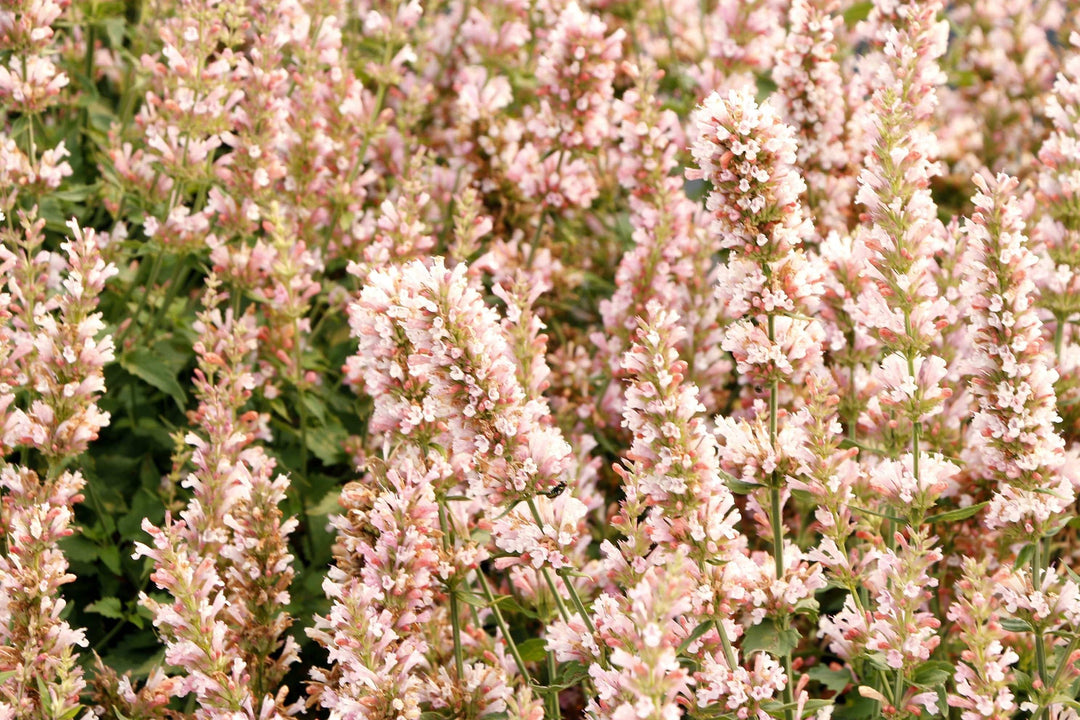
[962, 172, 1072, 535]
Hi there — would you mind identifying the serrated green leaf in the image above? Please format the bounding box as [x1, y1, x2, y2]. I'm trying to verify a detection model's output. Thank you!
[833, 693, 878, 720]
[101, 16, 126, 48]
[305, 420, 348, 465]
[728, 479, 764, 494]
[119, 487, 164, 538]
[60, 535, 101, 564]
[99, 544, 122, 575]
[516, 638, 548, 663]
[552, 660, 590, 690]
[86, 597, 124, 619]
[911, 660, 953, 687]
[120, 348, 186, 410]
[807, 665, 852, 693]
[302, 394, 329, 424]
[742, 619, 800, 657]
[851, 505, 905, 523]
[1016, 543, 1036, 570]
[307, 489, 342, 516]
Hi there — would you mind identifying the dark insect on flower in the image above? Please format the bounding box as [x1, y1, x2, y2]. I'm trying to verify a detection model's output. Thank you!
[545, 482, 567, 498]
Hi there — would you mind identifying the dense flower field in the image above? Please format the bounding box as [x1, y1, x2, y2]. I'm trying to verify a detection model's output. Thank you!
[3, 0, 1080, 717]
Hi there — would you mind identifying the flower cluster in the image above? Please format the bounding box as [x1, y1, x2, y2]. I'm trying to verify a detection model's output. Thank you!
[7, 1, 1080, 720]
[135, 284, 299, 718]
[963, 173, 1073, 535]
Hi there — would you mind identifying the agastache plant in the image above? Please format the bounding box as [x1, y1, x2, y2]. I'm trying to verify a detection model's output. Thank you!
[688, 85, 826, 720]
[7, 0, 1080, 718]
[0, 216, 116, 720]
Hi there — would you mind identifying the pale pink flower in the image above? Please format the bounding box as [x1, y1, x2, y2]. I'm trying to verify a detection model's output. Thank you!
[946, 560, 1018, 720]
[695, 648, 787, 720]
[0, 467, 88, 720]
[347, 258, 572, 503]
[493, 493, 589, 571]
[309, 451, 445, 720]
[689, 87, 811, 259]
[962, 172, 1072, 534]
[580, 560, 696, 720]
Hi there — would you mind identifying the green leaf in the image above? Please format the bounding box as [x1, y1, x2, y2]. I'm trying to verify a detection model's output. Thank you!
[833, 693, 878, 720]
[86, 597, 124, 620]
[678, 620, 715, 655]
[119, 487, 164, 538]
[728, 479, 764, 494]
[843, 1, 872, 25]
[850, 505, 905, 524]
[911, 660, 953, 687]
[723, 471, 763, 494]
[305, 420, 348, 465]
[120, 348, 186, 410]
[302, 394, 329, 424]
[925, 502, 987, 524]
[101, 16, 126, 48]
[516, 638, 548, 663]
[307, 489, 342, 517]
[1016, 543, 1035, 570]
[684, 178, 708, 202]
[60, 535, 101, 564]
[742, 619, 800, 657]
[1000, 617, 1034, 633]
[99, 544, 122, 575]
[807, 665, 852, 693]
[794, 596, 820, 616]
[552, 660, 590, 690]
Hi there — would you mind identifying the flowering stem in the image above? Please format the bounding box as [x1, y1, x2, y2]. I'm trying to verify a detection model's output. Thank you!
[524, 496, 589, 630]
[546, 652, 560, 718]
[22, 54, 36, 164]
[476, 569, 531, 681]
[525, 208, 549, 270]
[767, 313, 795, 720]
[1033, 633, 1080, 720]
[714, 617, 738, 670]
[1032, 538, 1048, 685]
[438, 501, 466, 680]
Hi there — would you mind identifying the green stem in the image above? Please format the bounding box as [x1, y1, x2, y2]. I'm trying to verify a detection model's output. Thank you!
[476, 570, 531, 681]
[1033, 633, 1080, 720]
[546, 651, 560, 719]
[293, 320, 309, 483]
[143, 256, 192, 342]
[1033, 539, 1048, 685]
[116, 248, 166, 348]
[893, 665, 904, 713]
[771, 486, 795, 719]
[557, 567, 595, 635]
[714, 617, 737, 670]
[525, 208, 548, 270]
[766, 313, 794, 720]
[438, 501, 466, 680]
[524, 497, 588, 630]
